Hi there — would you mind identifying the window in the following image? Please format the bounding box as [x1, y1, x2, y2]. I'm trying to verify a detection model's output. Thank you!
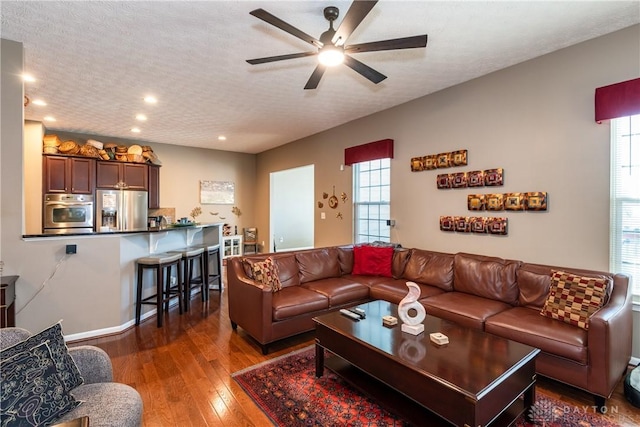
[353, 158, 391, 243]
[610, 114, 640, 302]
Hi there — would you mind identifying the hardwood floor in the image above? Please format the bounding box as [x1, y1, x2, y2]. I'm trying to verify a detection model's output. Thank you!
[73, 282, 639, 426]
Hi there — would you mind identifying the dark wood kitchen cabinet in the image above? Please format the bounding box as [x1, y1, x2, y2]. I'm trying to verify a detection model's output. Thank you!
[96, 161, 148, 190]
[43, 155, 95, 194]
[148, 165, 160, 209]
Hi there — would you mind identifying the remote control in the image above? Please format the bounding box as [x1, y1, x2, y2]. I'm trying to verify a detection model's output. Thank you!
[346, 308, 366, 319]
[340, 309, 361, 321]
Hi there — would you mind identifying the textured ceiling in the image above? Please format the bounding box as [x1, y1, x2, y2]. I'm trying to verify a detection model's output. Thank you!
[2, 1, 638, 154]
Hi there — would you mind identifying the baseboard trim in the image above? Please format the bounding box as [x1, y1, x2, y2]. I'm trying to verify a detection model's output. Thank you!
[64, 309, 157, 343]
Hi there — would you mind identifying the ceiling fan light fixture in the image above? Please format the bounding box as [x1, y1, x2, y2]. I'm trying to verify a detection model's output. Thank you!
[318, 45, 344, 67]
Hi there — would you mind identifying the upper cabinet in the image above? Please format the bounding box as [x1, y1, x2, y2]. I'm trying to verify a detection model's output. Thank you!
[43, 155, 95, 194]
[148, 165, 161, 209]
[96, 161, 148, 190]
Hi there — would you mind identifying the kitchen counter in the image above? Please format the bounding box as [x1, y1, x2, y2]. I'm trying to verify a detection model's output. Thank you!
[22, 222, 222, 239]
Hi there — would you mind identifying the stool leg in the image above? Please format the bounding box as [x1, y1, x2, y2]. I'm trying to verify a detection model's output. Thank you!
[135, 264, 143, 325]
[200, 255, 207, 302]
[163, 265, 171, 313]
[215, 249, 222, 290]
[183, 257, 191, 311]
[174, 261, 183, 315]
[156, 264, 164, 328]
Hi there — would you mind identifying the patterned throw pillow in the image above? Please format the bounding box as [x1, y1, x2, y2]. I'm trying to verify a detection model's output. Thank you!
[251, 257, 282, 292]
[540, 270, 609, 330]
[0, 322, 83, 392]
[1, 342, 81, 426]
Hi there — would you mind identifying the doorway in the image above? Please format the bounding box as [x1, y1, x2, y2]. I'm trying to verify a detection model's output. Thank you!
[270, 165, 314, 252]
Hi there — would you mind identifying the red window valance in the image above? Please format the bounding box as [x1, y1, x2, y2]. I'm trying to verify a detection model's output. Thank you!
[595, 77, 640, 122]
[344, 139, 394, 166]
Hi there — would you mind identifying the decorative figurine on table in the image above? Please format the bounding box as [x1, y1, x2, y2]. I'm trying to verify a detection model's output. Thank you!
[398, 281, 426, 335]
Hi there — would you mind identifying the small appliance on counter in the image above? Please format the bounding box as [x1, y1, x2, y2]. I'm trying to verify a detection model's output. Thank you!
[96, 189, 148, 232]
[43, 194, 94, 234]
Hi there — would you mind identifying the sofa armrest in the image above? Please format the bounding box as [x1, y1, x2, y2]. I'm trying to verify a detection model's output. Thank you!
[227, 257, 274, 345]
[587, 273, 633, 398]
[69, 345, 113, 384]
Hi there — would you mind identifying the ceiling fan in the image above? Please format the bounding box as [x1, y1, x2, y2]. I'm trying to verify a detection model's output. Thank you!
[246, 0, 428, 90]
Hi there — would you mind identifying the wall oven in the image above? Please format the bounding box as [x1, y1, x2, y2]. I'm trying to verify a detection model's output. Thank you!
[43, 194, 94, 234]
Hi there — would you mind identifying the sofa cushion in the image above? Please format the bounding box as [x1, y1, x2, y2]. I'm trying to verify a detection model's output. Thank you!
[421, 292, 511, 330]
[453, 253, 521, 305]
[296, 248, 341, 283]
[352, 245, 393, 277]
[0, 322, 84, 392]
[243, 254, 300, 288]
[337, 246, 354, 275]
[251, 257, 282, 292]
[272, 287, 329, 321]
[402, 249, 454, 291]
[392, 248, 411, 279]
[486, 307, 588, 364]
[370, 279, 444, 304]
[517, 263, 614, 310]
[57, 383, 144, 427]
[540, 270, 609, 330]
[1, 342, 81, 426]
[302, 278, 370, 307]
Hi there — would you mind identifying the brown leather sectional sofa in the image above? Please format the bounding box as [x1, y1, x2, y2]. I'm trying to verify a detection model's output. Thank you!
[226, 245, 633, 405]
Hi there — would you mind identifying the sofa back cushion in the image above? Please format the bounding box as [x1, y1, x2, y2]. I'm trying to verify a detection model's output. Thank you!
[402, 249, 454, 291]
[296, 247, 341, 283]
[453, 253, 521, 305]
[338, 246, 354, 275]
[392, 248, 411, 279]
[243, 254, 300, 288]
[517, 263, 614, 310]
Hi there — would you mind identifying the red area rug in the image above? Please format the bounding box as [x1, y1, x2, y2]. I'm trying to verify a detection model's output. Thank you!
[233, 346, 623, 427]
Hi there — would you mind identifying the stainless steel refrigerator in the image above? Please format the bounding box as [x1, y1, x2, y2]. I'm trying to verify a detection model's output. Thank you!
[96, 189, 148, 232]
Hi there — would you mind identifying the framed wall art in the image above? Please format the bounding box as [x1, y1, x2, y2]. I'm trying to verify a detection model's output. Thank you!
[486, 193, 504, 211]
[452, 150, 468, 166]
[470, 217, 487, 233]
[410, 156, 425, 172]
[504, 193, 526, 211]
[440, 216, 455, 231]
[436, 174, 452, 189]
[424, 154, 438, 170]
[467, 170, 484, 187]
[454, 216, 470, 232]
[484, 168, 504, 186]
[526, 192, 548, 211]
[200, 180, 235, 204]
[436, 152, 452, 168]
[451, 172, 468, 188]
[486, 217, 508, 235]
[467, 194, 485, 211]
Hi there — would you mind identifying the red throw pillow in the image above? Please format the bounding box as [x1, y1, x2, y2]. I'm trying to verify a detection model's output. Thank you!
[352, 245, 393, 277]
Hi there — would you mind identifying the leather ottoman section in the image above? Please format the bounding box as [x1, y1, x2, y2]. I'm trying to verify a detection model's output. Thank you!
[302, 278, 370, 307]
[272, 287, 329, 321]
[485, 307, 587, 364]
[370, 279, 444, 304]
[421, 292, 511, 330]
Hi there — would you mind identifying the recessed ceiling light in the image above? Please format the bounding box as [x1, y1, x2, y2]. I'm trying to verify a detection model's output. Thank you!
[218, 135, 227, 141]
[32, 99, 47, 106]
[43, 116, 56, 122]
[135, 114, 147, 121]
[131, 127, 141, 133]
[22, 73, 36, 83]
[143, 96, 157, 104]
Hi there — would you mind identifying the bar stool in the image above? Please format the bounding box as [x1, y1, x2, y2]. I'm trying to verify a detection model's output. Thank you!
[200, 244, 222, 292]
[135, 252, 183, 328]
[169, 247, 207, 311]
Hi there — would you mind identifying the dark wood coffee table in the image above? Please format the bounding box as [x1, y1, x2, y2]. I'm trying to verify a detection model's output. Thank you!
[314, 300, 540, 427]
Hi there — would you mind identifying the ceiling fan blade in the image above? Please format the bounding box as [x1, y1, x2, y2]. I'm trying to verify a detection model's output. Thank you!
[250, 9, 322, 48]
[345, 34, 428, 54]
[343, 55, 387, 84]
[304, 65, 327, 90]
[332, 0, 378, 46]
[247, 51, 317, 65]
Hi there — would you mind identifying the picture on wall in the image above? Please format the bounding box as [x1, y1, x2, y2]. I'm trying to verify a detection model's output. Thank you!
[454, 216, 470, 232]
[436, 174, 452, 189]
[439, 216, 455, 231]
[486, 217, 508, 235]
[486, 193, 504, 211]
[452, 150, 468, 166]
[504, 193, 526, 211]
[424, 154, 438, 170]
[451, 172, 468, 188]
[200, 180, 235, 204]
[484, 168, 504, 186]
[436, 152, 452, 168]
[468, 194, 486, 211]
[526, 192, 548, 211]
[467, 170, 485, 187]
[470, 217, 487, 233]
[410, 156, 425, 171]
